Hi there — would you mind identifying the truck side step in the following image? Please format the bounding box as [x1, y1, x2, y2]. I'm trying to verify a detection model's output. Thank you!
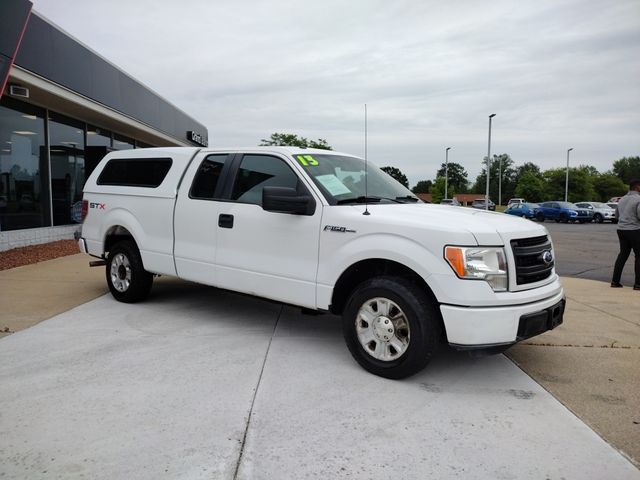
[89, 260, 107, 267]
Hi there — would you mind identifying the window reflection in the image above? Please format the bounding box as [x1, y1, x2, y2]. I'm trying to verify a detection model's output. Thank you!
[113, 133, 134, 150]
[49, 112, 85, 225]
[87, 125, 111, 147]
[0, 97, 49, 231]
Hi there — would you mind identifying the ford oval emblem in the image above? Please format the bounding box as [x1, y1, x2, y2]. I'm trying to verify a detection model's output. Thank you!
[542, 250, 553, 265]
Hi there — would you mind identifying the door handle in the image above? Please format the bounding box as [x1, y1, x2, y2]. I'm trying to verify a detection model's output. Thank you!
[218, 214, 234, 229]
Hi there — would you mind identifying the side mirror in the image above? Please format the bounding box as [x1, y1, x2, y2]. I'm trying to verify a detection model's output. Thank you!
[262, 186, 315, 215]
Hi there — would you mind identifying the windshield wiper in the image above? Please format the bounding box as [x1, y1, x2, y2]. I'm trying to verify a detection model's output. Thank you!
[336, 196, 407, 205]
[395, 196, 420, 203]
[336, 196, 383, 205]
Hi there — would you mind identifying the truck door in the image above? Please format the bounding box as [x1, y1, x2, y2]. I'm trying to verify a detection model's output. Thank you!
[173, 152, 234, 284]
[214, 153, 322, 308]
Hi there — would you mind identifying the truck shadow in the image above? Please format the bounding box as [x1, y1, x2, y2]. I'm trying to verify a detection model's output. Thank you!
[144, 277, 499, 381]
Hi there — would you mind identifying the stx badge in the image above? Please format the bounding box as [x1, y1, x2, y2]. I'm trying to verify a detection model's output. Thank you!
[90, 202, 106, 209]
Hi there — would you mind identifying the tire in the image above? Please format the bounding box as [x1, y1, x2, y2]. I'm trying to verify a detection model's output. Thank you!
[560, 213, 568, 223]
[106, 240, 153, 303]
[342, 276, 441, 379]
[535, 212, 545, 222]
[594, 213, 603, 223]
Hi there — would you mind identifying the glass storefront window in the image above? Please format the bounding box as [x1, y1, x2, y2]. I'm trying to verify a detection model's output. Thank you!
[113, 133, 134, 150]
[49, 112, 85, 225]
[0, 97, 49, 231]
[136, 140, 154, 148]
[87, 125, 112, 147]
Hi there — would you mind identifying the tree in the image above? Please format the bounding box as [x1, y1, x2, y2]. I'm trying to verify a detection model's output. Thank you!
[412, 180, 433, 194]
[515, 171, 547, 203]
[516, 162, 541, 179]
[435, 162, 468, 193]
[612, 156, 640, 184]
[543, 167, 595, 202]
[592, 173, 627, 202]
[380, 166, 409, 188]
[471, 153, 517, 203]
[260, 133, 333, 150]
[430, 176, 453, 204]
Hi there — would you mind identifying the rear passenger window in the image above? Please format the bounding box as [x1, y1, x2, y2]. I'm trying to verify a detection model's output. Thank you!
[231, 155, 298, 205]
[97, 158, 172, 188]
[190, 154, 229, 199]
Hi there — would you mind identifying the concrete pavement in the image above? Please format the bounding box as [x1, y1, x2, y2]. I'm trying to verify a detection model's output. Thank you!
[0, 255, 639, 478]
[507, 276, 640, 467]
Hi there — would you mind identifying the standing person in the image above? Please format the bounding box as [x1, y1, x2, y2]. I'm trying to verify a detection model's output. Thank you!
[611, 179, 640, 289]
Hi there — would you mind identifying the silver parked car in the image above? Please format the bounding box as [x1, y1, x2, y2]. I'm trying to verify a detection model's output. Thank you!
[575, 201, 617, 223]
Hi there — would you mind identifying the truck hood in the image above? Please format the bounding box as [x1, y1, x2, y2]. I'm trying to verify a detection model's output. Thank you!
[350, 203, 548, 245]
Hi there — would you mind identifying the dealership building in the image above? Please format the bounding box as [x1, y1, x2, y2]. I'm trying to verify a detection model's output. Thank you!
[0, 0, 208, 251]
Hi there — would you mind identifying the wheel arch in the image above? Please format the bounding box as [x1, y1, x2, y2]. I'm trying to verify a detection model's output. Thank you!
[103, 225, 138, 254]
[330, 258, 440, 318]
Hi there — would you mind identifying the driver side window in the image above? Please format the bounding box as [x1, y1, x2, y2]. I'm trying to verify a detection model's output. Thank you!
[231, 155, 299, 206]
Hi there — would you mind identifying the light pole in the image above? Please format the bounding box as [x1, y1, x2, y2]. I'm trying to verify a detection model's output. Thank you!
[564, 148, 573, 202]
[485, 114, 496, 210]
[445, 147, 451, 199]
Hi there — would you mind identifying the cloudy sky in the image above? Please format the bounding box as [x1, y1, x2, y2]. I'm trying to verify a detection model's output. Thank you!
[32, 0, 640, 186]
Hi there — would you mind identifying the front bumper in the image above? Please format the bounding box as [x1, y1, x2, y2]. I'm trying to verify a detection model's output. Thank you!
[441, 288, 565, 347]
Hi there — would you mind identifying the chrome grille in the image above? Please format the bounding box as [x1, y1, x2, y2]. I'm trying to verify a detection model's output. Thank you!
[511, 235, 554, 285]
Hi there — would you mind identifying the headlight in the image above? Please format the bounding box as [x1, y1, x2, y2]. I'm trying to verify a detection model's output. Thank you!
[570, 211, 577, 216]
[444, 246, 508, 292]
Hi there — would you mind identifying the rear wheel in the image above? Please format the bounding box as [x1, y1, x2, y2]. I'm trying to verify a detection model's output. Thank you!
[106, 240, 153, 303]
[342, 276, 441, 379]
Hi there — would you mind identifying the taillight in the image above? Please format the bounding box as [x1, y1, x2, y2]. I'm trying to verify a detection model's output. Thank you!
[81, 200, 88, 222]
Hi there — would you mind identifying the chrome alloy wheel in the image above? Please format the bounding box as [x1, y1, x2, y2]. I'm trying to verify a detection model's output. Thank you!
[355, 297, 410, 361]
[110, 253, 132, 292]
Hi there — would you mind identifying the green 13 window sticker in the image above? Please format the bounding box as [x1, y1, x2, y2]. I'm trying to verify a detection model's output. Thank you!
[296, 155, 319, 166]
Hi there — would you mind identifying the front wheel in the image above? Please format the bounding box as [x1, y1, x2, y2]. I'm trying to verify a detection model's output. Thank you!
[535, 212, 545, 222]
[106, 240, 153, 303]
[593, 213, 603, 223]
[342, 276, 441, 379]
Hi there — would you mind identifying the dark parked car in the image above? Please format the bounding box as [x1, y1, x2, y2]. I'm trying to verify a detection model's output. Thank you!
[471, 198, 496, 211]
[504, 202, 540, 219]
[535, 201, 593, 223]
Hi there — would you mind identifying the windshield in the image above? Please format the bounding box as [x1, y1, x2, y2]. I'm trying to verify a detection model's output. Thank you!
[591, 202, 607, 208]
[292, 153, 420, 204]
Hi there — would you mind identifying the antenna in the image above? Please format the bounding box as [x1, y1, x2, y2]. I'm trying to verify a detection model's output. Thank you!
[363, 103, 370, 216]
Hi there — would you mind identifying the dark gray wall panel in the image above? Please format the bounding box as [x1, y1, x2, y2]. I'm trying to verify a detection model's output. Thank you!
[0, 0, 32, 60]
[14, 13, 207, 144]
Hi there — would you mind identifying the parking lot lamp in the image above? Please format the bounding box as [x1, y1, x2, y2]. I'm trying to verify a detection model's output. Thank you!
[445, 147, 451, 199]
[565, 148, 573, 202]
[485, 114, 496, 210]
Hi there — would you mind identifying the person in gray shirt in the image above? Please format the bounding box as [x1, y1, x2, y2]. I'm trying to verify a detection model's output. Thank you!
[611, 179, 640, 289]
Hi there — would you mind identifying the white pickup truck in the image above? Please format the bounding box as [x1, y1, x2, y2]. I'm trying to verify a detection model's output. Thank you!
[78, 147, 565, 378]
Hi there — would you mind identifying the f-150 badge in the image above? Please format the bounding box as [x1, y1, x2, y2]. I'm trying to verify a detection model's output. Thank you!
[323, 225, 356, 233]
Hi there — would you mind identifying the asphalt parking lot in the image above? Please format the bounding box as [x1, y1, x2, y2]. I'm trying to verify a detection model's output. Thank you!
[543, 221, 634, 286]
